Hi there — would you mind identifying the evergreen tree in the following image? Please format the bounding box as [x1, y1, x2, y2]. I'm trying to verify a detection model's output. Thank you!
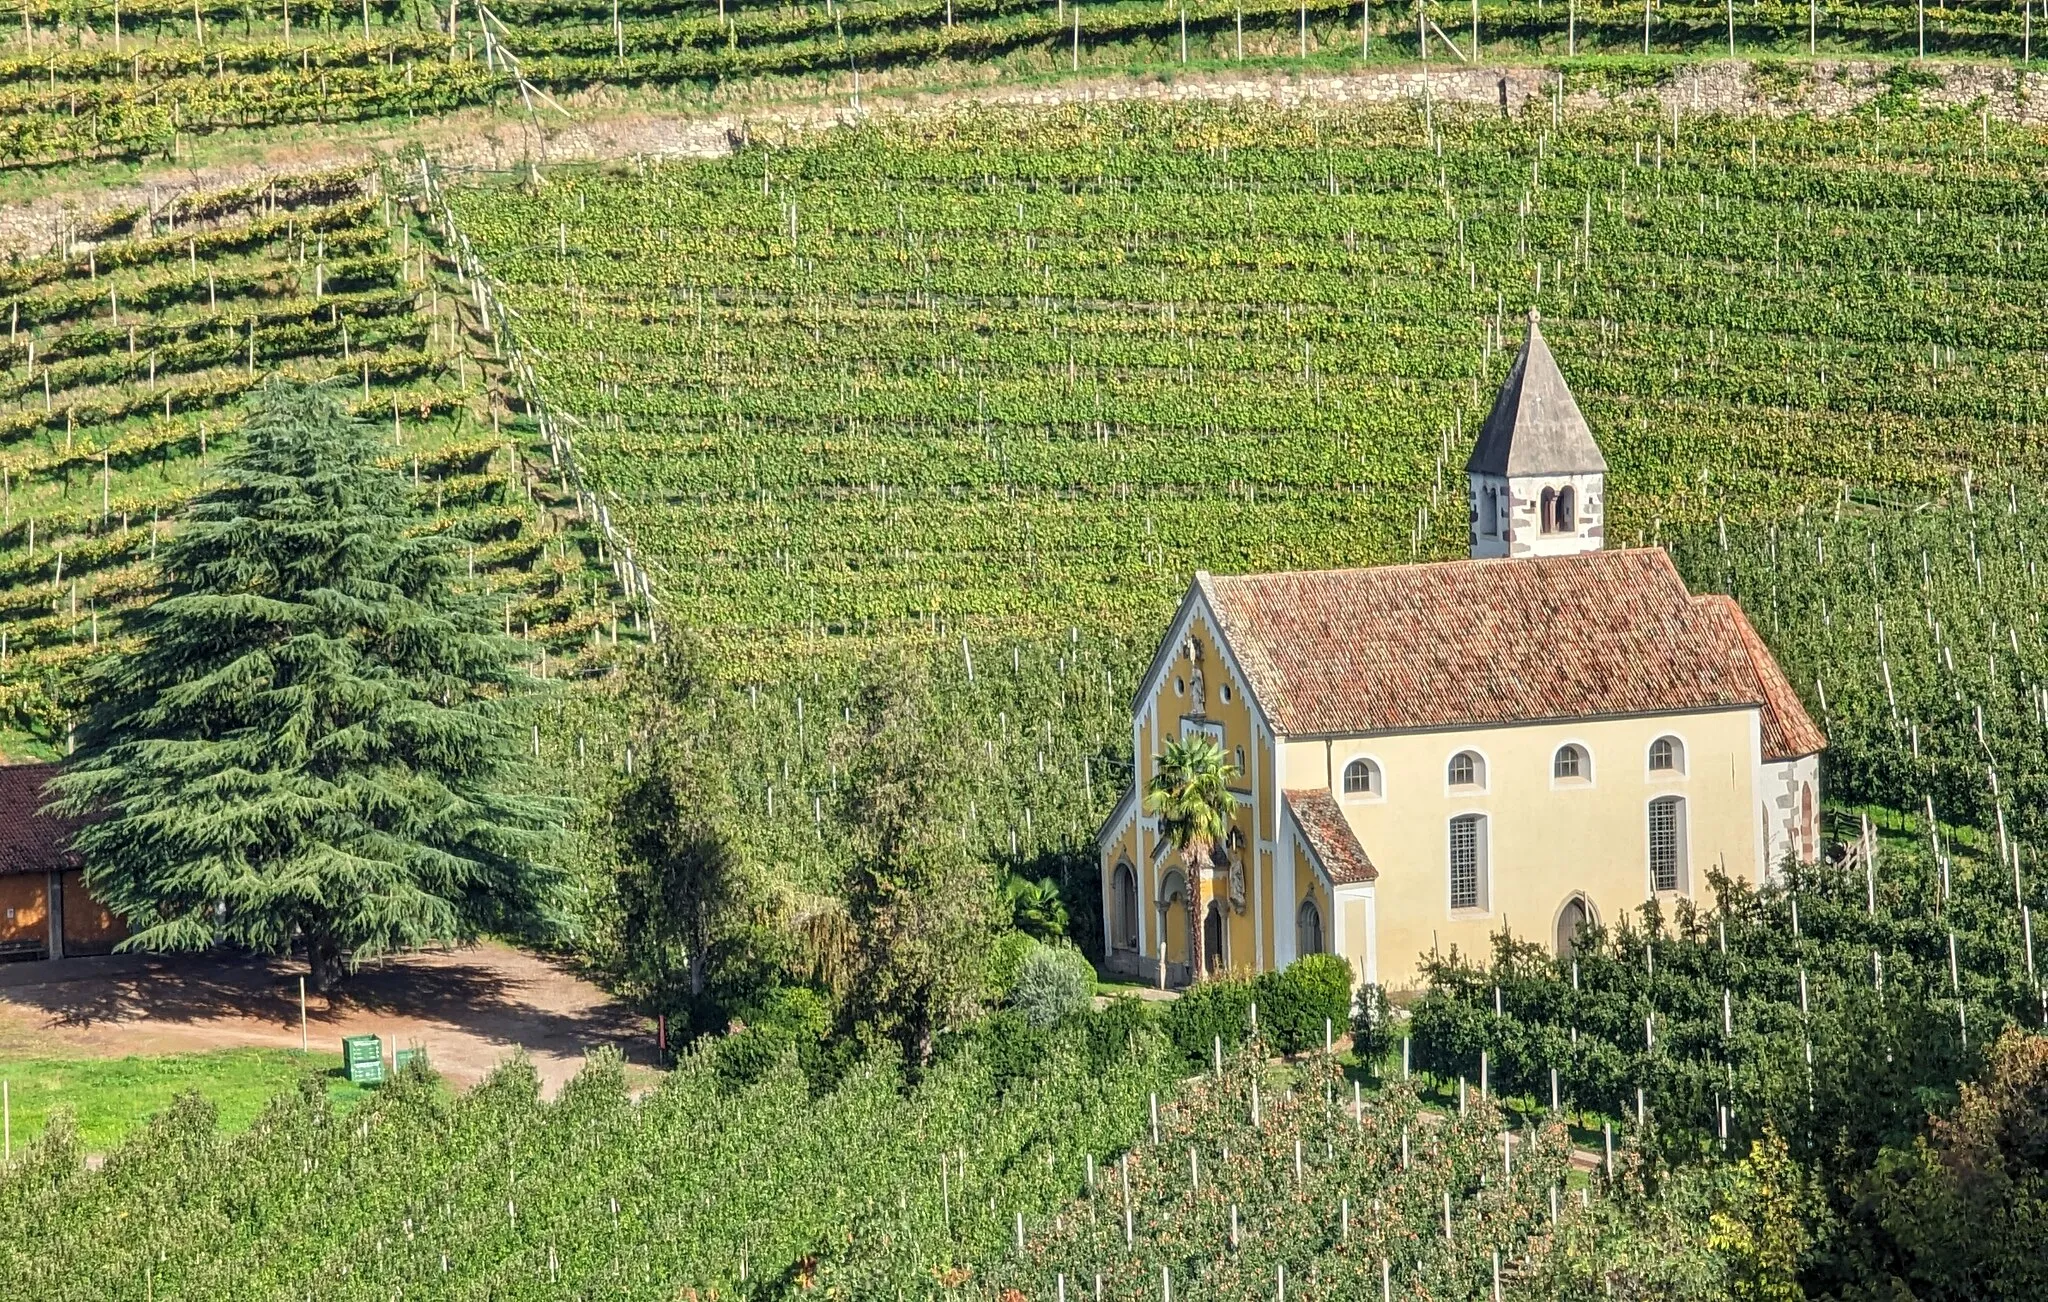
[49, 382, 566, 991]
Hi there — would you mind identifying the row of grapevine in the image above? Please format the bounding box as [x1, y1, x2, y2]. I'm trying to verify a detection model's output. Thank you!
[0, 1012, 1184, 1299]
[5, 0, 2045, 170]
[0, 163, 632, 754]
[444, 100, 2048, 683]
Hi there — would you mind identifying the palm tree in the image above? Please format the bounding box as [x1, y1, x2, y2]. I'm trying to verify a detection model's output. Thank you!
[1144, 735, 1238, 985]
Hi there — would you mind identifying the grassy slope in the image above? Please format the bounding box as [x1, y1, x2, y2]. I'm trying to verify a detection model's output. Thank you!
[0, 1048, 373, 1150]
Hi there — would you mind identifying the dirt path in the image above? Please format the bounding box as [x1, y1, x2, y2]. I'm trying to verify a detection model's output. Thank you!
[5, 55, 2040, 257]
[0, 940, 651, 1095]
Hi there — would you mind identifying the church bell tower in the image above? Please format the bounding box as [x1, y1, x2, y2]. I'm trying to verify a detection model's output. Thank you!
[1466, 310, 1606, 560]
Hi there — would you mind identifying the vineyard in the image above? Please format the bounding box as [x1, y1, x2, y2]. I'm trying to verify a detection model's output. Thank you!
[0, 997, 1791, 1300]
[3, 0, 2046, 169]
[443, 99, 2048, 681]
[0, 1008, 1191, 1300]
[0, 164, 636, 755]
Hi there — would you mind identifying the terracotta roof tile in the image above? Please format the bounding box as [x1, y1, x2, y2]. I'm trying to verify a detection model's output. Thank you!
[1201, 548, 1803, 739]
[0, 763, 80, 877]
[1285, 790, 1377, 885]
[1701, 594, 1828, 760]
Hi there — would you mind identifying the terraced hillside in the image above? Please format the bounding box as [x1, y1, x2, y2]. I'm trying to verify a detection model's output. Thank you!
[2, 0, 2042, 170]
[0, 166, 635, 757]
[443, 100, 2048, 676]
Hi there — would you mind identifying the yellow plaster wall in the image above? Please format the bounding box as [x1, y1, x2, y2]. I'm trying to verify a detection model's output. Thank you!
[1107, 599, 1274, 981]
[1283, 707, 1761, 990]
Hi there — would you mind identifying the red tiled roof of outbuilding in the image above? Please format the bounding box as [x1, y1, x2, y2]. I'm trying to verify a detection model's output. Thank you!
[1284, 790, 1377, 885]
[0, 762, 82, 876]
[1700, 594, 1828, 761]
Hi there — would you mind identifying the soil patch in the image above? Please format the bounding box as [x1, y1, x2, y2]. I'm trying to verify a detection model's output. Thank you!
[0, 940, 650, 1096]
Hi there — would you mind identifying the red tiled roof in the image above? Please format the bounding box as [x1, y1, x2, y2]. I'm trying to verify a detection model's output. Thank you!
[1702, 594, 1829, 761]
[1198, 549, 1821, 751]
[1285, 790, 1377, 885]
[0, 762, 81, 876]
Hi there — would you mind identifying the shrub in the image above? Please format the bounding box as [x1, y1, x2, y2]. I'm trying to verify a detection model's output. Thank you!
[1009, 942, 1095, 1029]
[1160, 973, 1254, 1066]
[710, 986, 834, 1089]
[1082, 994, 1158, 1071]
[1350, 982, 1398, 1073]
[984, 929, 1039, 1001]
[1252, 953, 1354, 1055]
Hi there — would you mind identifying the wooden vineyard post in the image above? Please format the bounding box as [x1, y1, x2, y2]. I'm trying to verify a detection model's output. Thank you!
[1568, 0, 1574, 53]
[1362, 0, 1369, 56]
[1918, 0, 1924, 55]
[362, 0, 370, 41]
[1181, 7, 1188, 60]
[1300, 0, 1307, 56]
[1725, 0, 1733, 53]
[1643, 0, 1651, 52]
[300, 977, 308, 1051]
[1072, 6, 1079, 68]
[1807, 0, 1814, 50]
[1469, 0, 1476, 57]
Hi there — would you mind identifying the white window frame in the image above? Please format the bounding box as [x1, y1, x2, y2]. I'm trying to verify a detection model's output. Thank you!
[1647, 734, 1687, 777]
[1338, 754, 1386, 802]
[1648, 795, 1689, 895]
[1448, 812, 1490, 914]
[1550, 741, 1594, 788]
[1111, 861, 1139, 951]
[1445, 747, 1488, 793]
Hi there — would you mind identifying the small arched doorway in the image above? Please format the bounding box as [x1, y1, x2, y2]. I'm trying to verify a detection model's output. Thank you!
[1296, 898, 1324, 956]
[1159, 871, 1189, 984]
[1203, 901, 1225, 974]
[1554, 895, 1594, 959]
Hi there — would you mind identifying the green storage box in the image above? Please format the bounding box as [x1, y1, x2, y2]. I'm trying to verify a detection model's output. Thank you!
[342, 1034, 386, 1085]
[394, 1046, 426, 1075]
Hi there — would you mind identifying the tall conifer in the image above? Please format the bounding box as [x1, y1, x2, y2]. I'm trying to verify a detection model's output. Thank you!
[50, 383, 566, 991]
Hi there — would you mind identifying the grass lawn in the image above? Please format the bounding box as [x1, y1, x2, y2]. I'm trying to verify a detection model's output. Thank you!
[0, 1048, 377, 1153]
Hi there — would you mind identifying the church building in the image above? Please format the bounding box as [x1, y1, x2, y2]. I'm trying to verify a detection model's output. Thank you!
[1096, 313, 1825, 991]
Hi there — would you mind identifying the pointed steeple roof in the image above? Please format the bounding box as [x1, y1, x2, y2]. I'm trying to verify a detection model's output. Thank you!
[1465, 310, 1606, 477]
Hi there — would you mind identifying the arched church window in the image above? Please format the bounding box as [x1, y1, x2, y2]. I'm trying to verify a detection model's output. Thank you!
[1342, 758, 1380, 797]
[1540, 487, 1558, 534]
[1553, 744, 1588, 782]
[1556, 486, 1575, 531]
[1447, 751, 1484, 789]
